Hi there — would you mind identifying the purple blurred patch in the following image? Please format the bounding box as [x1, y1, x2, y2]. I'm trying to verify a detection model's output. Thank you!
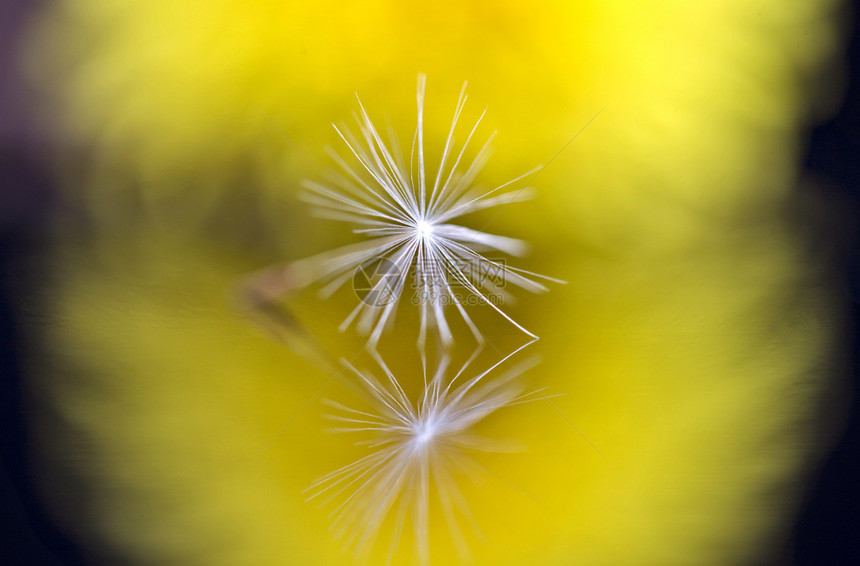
[0, 0, 55, 236]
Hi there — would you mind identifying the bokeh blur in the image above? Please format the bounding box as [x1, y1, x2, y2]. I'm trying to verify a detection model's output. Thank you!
[2, 0, 859, 565]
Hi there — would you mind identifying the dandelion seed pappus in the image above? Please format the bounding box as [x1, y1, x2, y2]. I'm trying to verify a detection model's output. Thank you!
[246, 75, 564, 350]
[306, 342, 550, 565]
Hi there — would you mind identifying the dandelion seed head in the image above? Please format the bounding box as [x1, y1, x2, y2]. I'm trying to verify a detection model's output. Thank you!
[285, 75, 564, 349]
[415, 219, 434, 240]
[307, 345, 543, 564]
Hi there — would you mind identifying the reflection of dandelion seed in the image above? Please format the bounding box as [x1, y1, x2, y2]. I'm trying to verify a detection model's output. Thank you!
[253, 75, 561, 349]
[306, 344, 546, 565]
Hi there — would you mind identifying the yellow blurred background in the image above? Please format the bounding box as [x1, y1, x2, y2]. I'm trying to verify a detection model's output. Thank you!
[13, 0, 849, 564]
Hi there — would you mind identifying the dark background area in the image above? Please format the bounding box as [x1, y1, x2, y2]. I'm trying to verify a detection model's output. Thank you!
[786, 1, 860, 563]
[1, 1, 859, 564]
